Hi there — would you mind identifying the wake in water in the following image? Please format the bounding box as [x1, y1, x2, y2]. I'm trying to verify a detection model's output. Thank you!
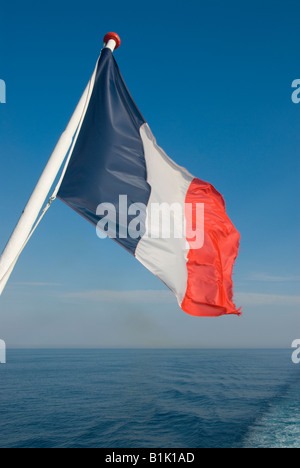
[242, 381, 300, 448]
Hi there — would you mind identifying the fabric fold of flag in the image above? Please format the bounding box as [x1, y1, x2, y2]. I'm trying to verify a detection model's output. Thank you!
[58, 47, 241, 317]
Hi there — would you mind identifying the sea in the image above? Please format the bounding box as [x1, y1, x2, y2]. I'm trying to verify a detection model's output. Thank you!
[0, 349, 299, 448]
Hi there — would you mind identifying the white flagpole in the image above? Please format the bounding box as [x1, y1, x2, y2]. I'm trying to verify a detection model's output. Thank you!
[0, 33, 121, 295]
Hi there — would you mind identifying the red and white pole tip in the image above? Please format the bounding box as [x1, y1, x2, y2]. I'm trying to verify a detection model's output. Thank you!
[103, 32, 121, 52]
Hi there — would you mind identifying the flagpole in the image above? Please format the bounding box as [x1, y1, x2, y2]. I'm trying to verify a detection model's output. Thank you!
[0, 33, 121, 295]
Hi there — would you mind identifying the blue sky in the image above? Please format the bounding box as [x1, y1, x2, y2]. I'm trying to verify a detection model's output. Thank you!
[0, 0, 299, 347]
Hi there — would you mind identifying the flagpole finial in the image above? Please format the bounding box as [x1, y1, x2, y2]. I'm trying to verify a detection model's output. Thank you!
[103, 32, 121, 51]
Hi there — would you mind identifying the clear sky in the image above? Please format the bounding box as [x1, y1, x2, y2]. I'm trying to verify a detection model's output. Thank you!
[0, 0, 299, 347]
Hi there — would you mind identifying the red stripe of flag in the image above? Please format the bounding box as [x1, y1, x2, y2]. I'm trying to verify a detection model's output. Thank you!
[182, 178, 241, 317]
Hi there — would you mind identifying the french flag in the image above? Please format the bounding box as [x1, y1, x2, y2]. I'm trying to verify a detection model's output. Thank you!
[58, 40, 241, 317]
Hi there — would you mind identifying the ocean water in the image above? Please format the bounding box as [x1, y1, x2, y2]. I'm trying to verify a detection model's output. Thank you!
[0, 349, 299, 448]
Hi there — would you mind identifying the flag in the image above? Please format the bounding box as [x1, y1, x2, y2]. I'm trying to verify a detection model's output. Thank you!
[58, 47, 241, 317]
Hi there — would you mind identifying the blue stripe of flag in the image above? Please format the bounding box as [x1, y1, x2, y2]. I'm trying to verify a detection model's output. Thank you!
[58, 48, 151, 255]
